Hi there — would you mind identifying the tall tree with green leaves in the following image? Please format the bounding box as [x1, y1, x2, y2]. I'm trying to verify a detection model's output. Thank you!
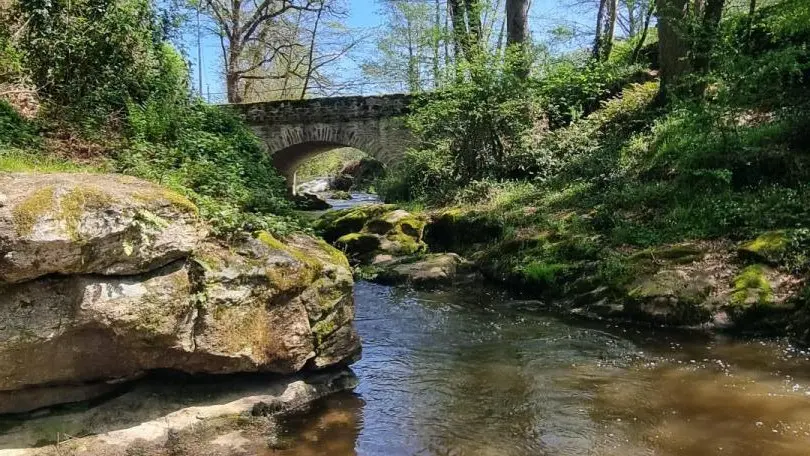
[362, 0, 446, 92]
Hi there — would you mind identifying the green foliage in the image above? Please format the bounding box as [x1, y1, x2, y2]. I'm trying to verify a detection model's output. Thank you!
[15, 0, 186, 126]
[377, 147, 455, 203]
[0, 29, 23, 82]
[0, 100, 38, 148]
[118, 102, 296, 237]
[407, 53, 541, 185]
[296, 148, 366, 182]
[536, 59, 647, 129]
[0, 147, 101, 173]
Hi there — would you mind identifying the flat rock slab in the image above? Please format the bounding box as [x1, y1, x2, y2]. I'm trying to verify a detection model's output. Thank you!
[0, 368, 358, 455]
[370, 253, 480, 288]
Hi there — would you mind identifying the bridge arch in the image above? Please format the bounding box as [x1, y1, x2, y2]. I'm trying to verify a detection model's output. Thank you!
[230, 94, 417, 186]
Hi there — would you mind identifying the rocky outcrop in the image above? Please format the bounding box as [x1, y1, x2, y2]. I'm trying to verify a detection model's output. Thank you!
[0, 369, 358, 455]
[0, 173, 360, 414]
[0, 173, 203, 284]
[365, 253, 480, 288]
[315, 204, 427, 263]
[565, 241, 805, 329]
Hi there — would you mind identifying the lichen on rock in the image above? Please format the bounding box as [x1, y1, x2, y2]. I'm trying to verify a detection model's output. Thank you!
[0, 173, 361, 414]
[0, 173, 205, 284]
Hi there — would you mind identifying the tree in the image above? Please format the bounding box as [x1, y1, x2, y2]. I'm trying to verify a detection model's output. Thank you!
[603, 0, 618, 59]
[505, 0, 530, 77]
[630, 0, 656, 62]
[448, 0, 484, 65]
[692, 0, 725, 74]
[656, 0, 691, 100]
[592, 0, 618, 61]
[593, 0, 607, 58]
[199, 0, 323, 103]
[362, 0, 442, 93]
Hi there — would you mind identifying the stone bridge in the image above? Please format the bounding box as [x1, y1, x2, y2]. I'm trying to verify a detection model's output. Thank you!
[231, 94, 416, 186]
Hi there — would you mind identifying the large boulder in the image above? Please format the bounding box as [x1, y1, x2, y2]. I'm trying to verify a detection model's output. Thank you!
[0, 173, 204, 284]
[0, 173, 359, 414]
[337, 158, 385, 190]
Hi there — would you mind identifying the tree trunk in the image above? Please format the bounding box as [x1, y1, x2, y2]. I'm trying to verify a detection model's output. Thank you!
[603, 0, 618, 60]
[506, 0, 529, 45]
[433, 0, 441, 88]
[692, 0, 724, 74]
[745, 0, 756, 50]
[656, 0, 691, 101]
[506, 0, 530, 78]
[593, 0, 607, 59]
[300, 6, 323, 99]
[464, 0, 484, 59]
[631, 0, 656, 62]
[226, 41, 243, 103]
[448, 0, 467, 64]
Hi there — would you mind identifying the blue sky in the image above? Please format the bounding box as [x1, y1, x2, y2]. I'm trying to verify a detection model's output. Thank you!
[182, 0, 595, 100]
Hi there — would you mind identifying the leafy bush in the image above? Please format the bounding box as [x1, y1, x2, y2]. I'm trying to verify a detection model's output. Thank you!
[377, 147, 456, 203]
[0, 100, 38, 147]
[118, 102, 297, 237]
[536, 59, 647, 129]
[15, 0, 184, 126]
[407, 53, 542, 185]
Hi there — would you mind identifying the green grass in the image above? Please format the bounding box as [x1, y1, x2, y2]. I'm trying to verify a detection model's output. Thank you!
[0, 148, 102, 173]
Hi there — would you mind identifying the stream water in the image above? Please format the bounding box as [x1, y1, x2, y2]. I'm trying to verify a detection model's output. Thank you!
[267, 281, 810, 456]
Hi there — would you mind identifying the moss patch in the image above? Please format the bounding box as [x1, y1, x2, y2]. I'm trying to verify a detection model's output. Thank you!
[740, 230, 788, 264]
[256, 231, 324, 281]
[336, 232, 381, 255]
[133, 188, 198, 215]
[59, 186, 114, 239]
[11, 184, 117, 239]
[731, 265, 774, 307]
[12, 186, 56, 236]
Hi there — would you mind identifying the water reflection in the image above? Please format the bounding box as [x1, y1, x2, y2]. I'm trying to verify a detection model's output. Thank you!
[272, 281, 810, 456]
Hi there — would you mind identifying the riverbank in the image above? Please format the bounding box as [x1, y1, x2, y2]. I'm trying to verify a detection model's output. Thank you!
[313, 202, 810, 342]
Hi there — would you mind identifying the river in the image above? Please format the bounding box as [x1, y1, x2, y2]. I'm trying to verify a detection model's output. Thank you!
[5, 193, 810, 455]
[264, 280, 810, 456]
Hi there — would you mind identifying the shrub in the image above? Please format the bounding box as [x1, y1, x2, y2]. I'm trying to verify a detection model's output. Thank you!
[118, 102, 296, 237]
[15, 0, 184, 126]
[407, 53, 542, 185]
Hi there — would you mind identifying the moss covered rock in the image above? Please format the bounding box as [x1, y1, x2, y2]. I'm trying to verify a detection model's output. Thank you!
[366, 253, 479, 288]
[336, 232, 382, 256]
[624, 269, 715, 325]
[315, 204, 427, 264]
[0, 173, 205, 284]
[314, 204, 396, 243]
[0, 174, 361, 414]
[739, 230, 789, 265]
[424, 207, 504, 252]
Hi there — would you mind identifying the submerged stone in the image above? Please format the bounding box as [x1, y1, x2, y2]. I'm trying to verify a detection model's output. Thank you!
[368, 253, 479, 288]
